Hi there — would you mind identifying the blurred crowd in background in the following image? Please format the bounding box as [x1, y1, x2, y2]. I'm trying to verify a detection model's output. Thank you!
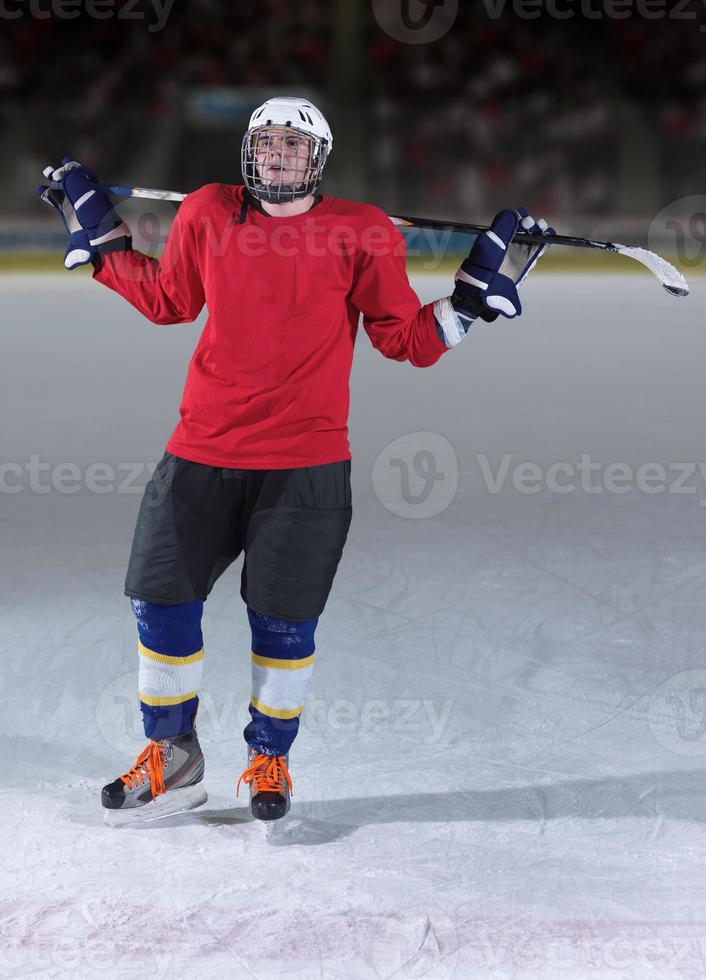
[1, 0, 705, 235]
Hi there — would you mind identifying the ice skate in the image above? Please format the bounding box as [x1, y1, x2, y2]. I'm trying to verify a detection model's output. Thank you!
[101, 729, 206, 827]
[237, 747, 292, 821]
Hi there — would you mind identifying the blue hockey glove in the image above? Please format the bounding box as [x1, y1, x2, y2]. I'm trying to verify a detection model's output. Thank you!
[37, 157, 131, 270]
[452, 208, 555, 323]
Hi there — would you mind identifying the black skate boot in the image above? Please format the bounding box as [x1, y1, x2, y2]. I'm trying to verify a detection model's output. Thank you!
[237, 747, 292, 821]
[101, 729, 206, 827]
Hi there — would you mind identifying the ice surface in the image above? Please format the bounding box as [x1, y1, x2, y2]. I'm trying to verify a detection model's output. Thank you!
[1, 273, 706, 978]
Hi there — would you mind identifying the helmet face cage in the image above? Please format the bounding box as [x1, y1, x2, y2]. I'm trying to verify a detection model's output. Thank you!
[241, 124, 330, 204]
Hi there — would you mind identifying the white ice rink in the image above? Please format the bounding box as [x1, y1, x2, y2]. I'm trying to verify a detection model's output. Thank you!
[2, 270, 706, 979]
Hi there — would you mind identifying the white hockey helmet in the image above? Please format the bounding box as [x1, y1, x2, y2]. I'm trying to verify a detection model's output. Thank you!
[241, 96, 333, 204]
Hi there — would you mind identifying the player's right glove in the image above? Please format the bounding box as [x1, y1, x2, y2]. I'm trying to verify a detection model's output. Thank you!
[451, 207, 554, 324]
[37, 157, 131, 270]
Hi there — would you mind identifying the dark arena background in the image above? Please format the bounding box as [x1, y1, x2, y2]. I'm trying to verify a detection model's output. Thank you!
[2, 2, 706, 978]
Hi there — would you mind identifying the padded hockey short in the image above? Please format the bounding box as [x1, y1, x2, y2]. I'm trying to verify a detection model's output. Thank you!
[125, 452, 352, 621]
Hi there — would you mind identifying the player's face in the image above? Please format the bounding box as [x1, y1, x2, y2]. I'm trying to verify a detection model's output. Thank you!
[253, 127, 313, 189]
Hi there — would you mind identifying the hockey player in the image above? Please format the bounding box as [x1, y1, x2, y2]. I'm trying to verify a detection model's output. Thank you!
[39, 96, 553, 825]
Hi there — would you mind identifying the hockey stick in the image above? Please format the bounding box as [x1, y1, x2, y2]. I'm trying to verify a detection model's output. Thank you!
[47, 181, 689, 297]
[390, 214, 688, 298]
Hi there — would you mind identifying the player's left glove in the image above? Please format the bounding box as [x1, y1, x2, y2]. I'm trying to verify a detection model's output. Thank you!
[37, 157, 131, 270]
[433, 207, 554, 349]
[452, 207, 554, 323]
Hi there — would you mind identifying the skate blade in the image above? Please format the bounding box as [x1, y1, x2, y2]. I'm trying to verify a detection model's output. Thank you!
[103, 783, 208, 828]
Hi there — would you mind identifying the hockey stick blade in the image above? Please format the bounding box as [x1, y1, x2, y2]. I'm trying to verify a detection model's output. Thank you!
[610, 245, 688, 298]
[47, 182, 688, 297]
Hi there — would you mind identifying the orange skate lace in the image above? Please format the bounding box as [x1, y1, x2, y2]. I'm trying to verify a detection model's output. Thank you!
[119, 740, 166, 798]
[237, 754, 293, 797]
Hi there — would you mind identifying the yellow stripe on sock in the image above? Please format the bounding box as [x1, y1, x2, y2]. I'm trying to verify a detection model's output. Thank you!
[251, 652, 314, 671]
[250, 695, 304, 720]
[140, 690, 198, 707]
[138, 641, 204, 667]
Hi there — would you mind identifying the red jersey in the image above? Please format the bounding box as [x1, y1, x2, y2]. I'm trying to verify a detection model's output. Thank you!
[94, 184, 447, 468]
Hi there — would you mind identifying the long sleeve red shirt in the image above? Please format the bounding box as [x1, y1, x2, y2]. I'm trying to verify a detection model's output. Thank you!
[94, 183, 448, 469]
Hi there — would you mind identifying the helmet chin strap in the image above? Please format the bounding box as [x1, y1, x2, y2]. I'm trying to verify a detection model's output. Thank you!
[251, 183, 313, 204]
[240, 188, 320, 222]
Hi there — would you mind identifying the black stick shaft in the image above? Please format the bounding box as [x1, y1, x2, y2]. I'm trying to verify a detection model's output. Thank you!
[391, 214, 617, 251]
